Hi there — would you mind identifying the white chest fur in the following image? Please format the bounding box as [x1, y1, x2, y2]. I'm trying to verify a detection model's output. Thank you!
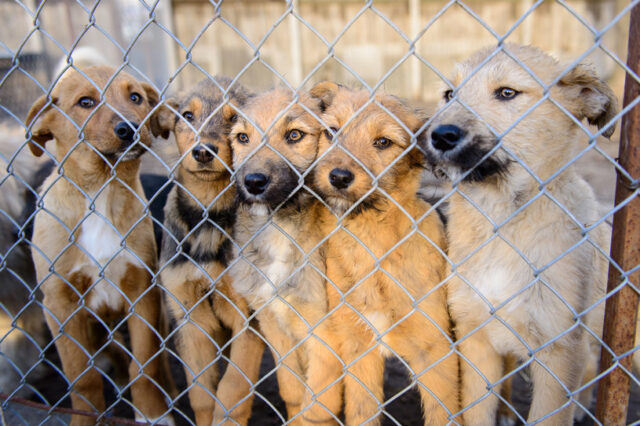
[72, 194, 141, 312]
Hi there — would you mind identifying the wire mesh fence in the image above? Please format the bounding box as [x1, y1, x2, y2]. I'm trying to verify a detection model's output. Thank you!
[1, 0, 639, 425]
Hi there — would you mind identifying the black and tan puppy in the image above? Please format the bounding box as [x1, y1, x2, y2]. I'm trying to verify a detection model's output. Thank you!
[307, 83, 458, 425]
[25, 66, 173, 425]
[156, 78, 264, 426]
[228, 87, 339, 424]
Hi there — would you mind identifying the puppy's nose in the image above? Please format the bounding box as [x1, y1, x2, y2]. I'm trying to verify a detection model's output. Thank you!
[114, 121, 138, 142]
[192, 144, 218, 164]
[244, 173, 270, 195]
[430, 124, 465, 152]
[329, 168, 354, 189]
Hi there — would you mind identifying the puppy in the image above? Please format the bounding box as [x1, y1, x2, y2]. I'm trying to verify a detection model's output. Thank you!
[423, 43, 617, 425]
[25, 66, 173, 425]
[228, 87, 338, 423]
[156, 77, 264, 426]
[308, 83, 457, 425]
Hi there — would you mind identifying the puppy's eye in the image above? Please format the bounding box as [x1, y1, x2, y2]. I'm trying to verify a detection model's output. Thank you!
[77, 97, 96, 109]
[323, 127, 338, 140]
[495, 87, 520, 101]
[444, 90, 454, 102]
[286, 129, 305, 143]
[236, 133, 249, 144]
[182, 111, 194, 121]
[130, 92, 142, 104]
[373, 137, 392, 150]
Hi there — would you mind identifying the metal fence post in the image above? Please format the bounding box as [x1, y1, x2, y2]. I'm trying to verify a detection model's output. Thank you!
[595, 3, 640, 424]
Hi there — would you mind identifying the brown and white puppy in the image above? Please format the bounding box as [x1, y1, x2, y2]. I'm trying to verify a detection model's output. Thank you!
[228, 87, 338, 424]
[423, 44, 617, 425]
[308, 83, 457, 425]
[156, 77, 264, 426]
[25, 66, 173, 425]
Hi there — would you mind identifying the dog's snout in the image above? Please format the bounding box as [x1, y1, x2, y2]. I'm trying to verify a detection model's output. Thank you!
[430, 124, 465, 152]
[244, 173, 270, 195]
[329, 168, 354, 189]
[192, 144, 218, 164]
[114, 121, 138, 142]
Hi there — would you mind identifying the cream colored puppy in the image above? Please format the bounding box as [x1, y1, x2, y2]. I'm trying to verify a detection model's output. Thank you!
[423, 44, 617, 425]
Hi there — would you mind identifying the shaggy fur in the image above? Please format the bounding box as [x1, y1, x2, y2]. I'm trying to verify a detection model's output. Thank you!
[228, 87, 337, 424]
[308, 83, 457, 425]
[423, 44, 618, 425]
[25, 66, 173, 425]
[156, 77, 264, 426]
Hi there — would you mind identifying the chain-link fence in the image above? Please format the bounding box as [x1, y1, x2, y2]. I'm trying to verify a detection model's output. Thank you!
[1, 0, 639, 425]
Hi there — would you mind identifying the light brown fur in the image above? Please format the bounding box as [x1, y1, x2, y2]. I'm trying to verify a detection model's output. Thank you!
[308, 83, 458, 425]
[424, 44, 618, 425]
[25, 66, 173, 425]
[156, 78, 264, 426]
[228, 87, 339, 424]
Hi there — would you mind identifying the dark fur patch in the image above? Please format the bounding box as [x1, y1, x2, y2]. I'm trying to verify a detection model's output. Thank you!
[236, 164, 302, 210]
[162, 189, 236, 268]
[176, 188, 236, 231]
[425, 136, 511, 183]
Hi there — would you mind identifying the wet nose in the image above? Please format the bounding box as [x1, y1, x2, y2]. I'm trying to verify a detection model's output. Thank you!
[192, 144, 218, 164]
[329, 168, 354, 189]
[244, 173, 270, 195]
[114, 121, 138, 142]
[430, 124, 465, 152]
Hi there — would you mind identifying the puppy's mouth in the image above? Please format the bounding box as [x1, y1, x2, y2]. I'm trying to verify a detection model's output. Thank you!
[104, 143, 146, 163]
[425, 134, 510, 183]
[317, 185, 381, 216]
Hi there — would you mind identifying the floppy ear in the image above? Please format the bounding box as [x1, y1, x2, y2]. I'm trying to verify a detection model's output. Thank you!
[309, 81, 341, 112]
[141, 82, 172, 139]
[25, 95, 57, 157]
[559, 64, 619, 138]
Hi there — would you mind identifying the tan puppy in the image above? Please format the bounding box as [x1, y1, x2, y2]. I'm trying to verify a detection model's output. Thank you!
[156, 77, 264, 426]
[228, 87, 338, 424]
[423, 44, 617, 425]
[308, 83, 457, 425]
[25, 66, 173, 425]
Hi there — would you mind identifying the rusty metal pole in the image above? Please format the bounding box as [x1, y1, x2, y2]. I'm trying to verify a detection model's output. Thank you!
[595, 3, 640, 425]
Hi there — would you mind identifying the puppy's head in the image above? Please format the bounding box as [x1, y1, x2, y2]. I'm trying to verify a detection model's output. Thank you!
[229, 88, 324, 211]
[424, 43, 619, 184]
[311, 83, 425, 215]
[156, 78, 251, 181]
[26, 66, 162, 163]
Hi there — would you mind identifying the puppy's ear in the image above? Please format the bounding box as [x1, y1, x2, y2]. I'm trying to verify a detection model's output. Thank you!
[309, 81, 341, 112]
[559, 64, 619, 138]
[141, 82, 171, 139]
[25, 95, 57, 157]
[151, 98, 178, 140]
[222, 102, 241, 125]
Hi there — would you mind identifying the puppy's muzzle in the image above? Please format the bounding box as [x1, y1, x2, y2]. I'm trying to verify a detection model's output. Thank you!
[430, 124, 465, 152]
[244, 173, 270, 195]
[114, 121, 139, 144]
[192, 144, 218, 164]
[329, 168, 354, 189]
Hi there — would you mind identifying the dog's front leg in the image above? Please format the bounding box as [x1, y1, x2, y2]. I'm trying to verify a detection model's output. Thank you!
[213, 314, 265, 425]
[43, 292, 104, 426]
[341, 323, 384, 426]
[121, 268, 172, 423]
[459, 328, 503, 426]
[527, 339, 586, 425]
[257, 309, 307, 423]
[301, 316, 343, 425]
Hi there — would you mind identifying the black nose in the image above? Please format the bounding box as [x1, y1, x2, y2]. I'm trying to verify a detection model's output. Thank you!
[244, 173, 270, 195]
[329, 168, 354, 189]
[114, 121, 138, 142]
[430, 124, 465, 152]
[192, 144, 218, 164]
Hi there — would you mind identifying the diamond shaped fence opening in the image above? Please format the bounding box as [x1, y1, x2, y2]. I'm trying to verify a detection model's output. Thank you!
[0, 0, 639, 425]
